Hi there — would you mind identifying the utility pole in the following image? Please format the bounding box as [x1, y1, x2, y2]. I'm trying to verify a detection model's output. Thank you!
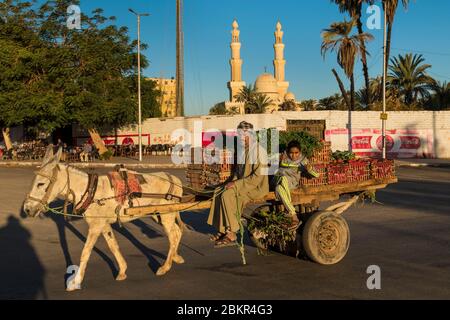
[382, 7, 387, 160]
[176, 0, 184, 117]
[129, 8, 150, 162]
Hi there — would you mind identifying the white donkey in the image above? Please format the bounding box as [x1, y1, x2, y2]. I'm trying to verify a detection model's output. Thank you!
[23, 146, 185, 291]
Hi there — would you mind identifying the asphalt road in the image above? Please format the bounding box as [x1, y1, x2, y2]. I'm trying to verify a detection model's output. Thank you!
[0, 166, 449, 300]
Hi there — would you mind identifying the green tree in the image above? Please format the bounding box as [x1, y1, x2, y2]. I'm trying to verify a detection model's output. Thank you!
[233, 85, 274, 114]
[300, 99, 319, 111]
[319, 94, 348, 110]
[209, 102, 240, 115]
[382, 0, 410, 75]
[209, 102, 227, 115]
[0, 0, 68, 147]
[1, 0, 161, 156]
[331, 0, 374, 105]
[234, 84, 257, 113]
[234, 84, 256, 104]
[279, 100, 298, 111]
[358, 76, 407, 111]
[388, 53, 434, 105]
[247, 93, 273, 114]
[426, 81, 450, 110]
[321, 19, 373, 111]
[36, 0, 160, 155]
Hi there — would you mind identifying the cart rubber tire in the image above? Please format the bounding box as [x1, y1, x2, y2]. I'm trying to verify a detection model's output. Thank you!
[302, 210, 350, 265]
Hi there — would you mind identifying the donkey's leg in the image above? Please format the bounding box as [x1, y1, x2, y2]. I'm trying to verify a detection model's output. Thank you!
[172, 215, 184, 264]
[156, 214, 178, 276]
[66, 223, 104, 291]
[102, 224, 128, 281]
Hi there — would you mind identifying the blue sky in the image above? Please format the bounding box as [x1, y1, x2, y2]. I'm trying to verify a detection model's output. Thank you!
[73, 0, 450, 115]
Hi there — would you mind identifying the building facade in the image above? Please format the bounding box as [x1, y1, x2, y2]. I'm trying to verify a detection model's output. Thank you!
[147, 77, 177, 117]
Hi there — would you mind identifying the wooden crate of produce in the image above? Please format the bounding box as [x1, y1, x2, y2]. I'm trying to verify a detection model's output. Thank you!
[310, 141, 331, 164]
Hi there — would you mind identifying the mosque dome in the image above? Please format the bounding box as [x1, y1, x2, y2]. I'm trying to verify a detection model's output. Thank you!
[255, 73, 278, 94]
[285, 92, 296, 101]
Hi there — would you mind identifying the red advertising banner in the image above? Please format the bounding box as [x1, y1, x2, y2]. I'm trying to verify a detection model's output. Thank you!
[326, 128, 434, 159]
[351, 136, 372, 149]
[78, 134, 151, 146]
[400, 136, 421, 149]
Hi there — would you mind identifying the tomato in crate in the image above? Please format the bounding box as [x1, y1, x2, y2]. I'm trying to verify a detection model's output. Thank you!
[328, 163, 351, 184]
[349, 159, 371, 183]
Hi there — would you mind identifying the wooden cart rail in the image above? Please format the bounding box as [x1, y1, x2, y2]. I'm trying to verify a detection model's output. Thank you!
[124, 177, 397, 218]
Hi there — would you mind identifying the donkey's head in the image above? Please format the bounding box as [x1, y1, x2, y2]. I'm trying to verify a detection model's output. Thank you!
[23, 145, 64, 217]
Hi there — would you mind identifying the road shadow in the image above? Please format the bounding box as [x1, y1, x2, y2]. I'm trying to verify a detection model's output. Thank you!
[180, 209, 256, 247]
[39, 199, 181, 276]
[47, 213, 118, 280]
[112, 223, 166, 274]
[180, 209, 216, 235]
[0, 215, 47, 299]
[377, 178, 450, 216]
[130, 219, 163, 239]
[39, 199, 118, 281]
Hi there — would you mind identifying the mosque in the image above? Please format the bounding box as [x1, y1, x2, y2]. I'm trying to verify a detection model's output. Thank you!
[224, 20, 300, 114]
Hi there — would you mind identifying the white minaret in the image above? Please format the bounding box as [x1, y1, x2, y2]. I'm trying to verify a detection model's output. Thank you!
[273, 21, 289, 99]
[228, 19, 246, 102]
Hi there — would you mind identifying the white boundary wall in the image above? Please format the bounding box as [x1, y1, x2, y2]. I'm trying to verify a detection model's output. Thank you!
[73, 111, 450, 159]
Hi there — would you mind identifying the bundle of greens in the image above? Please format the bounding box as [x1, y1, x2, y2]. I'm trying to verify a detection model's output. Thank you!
[331, 150, 356, 162]
[279, 131, 323, 158]
[247, 208, 297, 253]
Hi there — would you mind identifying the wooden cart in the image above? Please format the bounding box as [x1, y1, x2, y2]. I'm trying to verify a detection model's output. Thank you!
[123, 176, 397, 266]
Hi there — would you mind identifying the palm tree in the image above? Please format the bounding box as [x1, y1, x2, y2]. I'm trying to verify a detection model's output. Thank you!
[247, 93, 273, 113]
[234, 84, 255, 104]
[356, 76, 383, 109]
[319, 93, 347, 110]
[362, 76, 405, 110]
[321, 19, 373, 111]
[209, 102, 240, 115]
[331, 0, 374, 105]
[279, 100, 298, 111]
[209, 102, 227, 115]
[301, 99, 319, 111]
[429, 80, 450, 110]
[382, 0, 410, 74]
[388, 54, 434, 105]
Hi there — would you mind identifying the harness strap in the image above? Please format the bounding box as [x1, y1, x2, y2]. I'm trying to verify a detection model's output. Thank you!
[74, 173, 99, 214]
[129, 192, 182, 201]
[26, 165, 60, 207]
[165, 173, 176, 201]
[128, 172, 180, 202]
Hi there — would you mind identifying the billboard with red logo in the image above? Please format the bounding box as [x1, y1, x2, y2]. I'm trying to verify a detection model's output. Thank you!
[326, 129, 434, 158]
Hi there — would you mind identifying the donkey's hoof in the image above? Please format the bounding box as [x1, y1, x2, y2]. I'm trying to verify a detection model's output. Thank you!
[66, 281, 81, 292]
[156, 266, 170, 276]
[116, 273, 127, 281]
[173, 255, 185, 264]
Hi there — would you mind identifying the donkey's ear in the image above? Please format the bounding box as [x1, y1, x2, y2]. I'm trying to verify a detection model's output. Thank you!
[42, 145, 54, 165]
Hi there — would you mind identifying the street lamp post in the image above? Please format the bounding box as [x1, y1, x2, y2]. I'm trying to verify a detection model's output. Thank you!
[129, 8, 149, 162]
[382, 7, 387, 160]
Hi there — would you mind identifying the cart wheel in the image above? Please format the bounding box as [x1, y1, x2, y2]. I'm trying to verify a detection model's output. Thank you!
[302, 211, 350, 265]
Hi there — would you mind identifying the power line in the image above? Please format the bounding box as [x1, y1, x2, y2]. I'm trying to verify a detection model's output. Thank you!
[428, 71, 450, 81]
[390, 47, 450, 57]
[367, 48, 384, 71]
[354, 48, 383, 82]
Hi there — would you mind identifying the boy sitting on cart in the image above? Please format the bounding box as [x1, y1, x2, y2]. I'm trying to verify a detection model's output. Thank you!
[275, 140, 319, 230]
[207, 121, 269, 248]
